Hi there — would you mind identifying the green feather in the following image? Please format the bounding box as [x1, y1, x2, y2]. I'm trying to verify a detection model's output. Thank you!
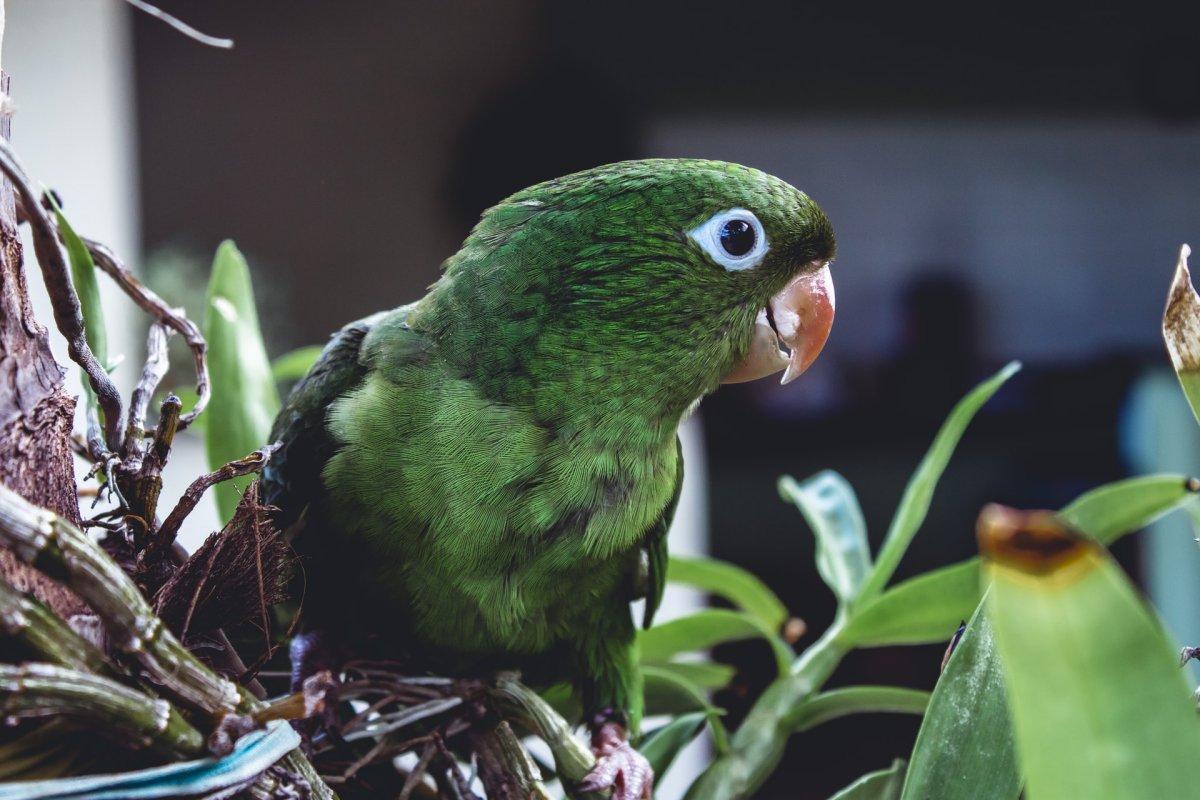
[263, 159, 834, 730]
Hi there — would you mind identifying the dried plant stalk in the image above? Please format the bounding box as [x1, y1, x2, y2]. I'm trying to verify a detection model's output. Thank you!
[0, 662, 205, 758]
[491, 673, 598, 792]
[0, 482, 241, 715]
[470, 720, 553, 800]
[0, 576, 114, 675]
[0, 141, 122, 453]
[81, 237, 210, 433]
[0, 483, 336, 798]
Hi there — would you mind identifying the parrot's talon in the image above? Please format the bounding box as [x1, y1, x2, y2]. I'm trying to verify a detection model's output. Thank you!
[579, 720, 653, 800]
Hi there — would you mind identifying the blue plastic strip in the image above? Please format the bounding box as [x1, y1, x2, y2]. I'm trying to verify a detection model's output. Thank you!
[0, 721, 302, 800]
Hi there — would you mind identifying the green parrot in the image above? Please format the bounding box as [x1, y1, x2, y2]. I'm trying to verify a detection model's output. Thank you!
[263, 158, 835, 798]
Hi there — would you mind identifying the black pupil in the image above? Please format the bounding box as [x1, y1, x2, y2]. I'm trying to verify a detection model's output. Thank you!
[719, 219, 755, 257]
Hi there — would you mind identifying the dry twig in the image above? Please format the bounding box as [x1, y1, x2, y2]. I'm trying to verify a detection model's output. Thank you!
[0, 141, 122, 454]
[123, 0, 234, 49]
[153, 443, 279, 555]
[81, 236, 210, 434]
[0, 662, 205, 758]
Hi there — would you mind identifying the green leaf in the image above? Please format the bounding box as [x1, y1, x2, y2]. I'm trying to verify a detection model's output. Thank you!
[984, 511, 1200, 799]
[639, 711, 707, 780]
[829, 760, 906, 800]
[841, 560, 979, 647]
[785, 685, 929, 733]
[778, 470, 871, 609]
[642, 665, 717, 716]
[639, 609, 792, 675]
[856, 362, 1020, 603]
[1163, 244, 1200, 424]
[667, 556, 788, 632]
[50, 198, 109, 419]
[203, 240, 280, 521]
[651, 660, 736, 691]
[1058, 473, 1199, 545]
[840, 474, 1197, 648]
[899, 603, 1019, 800]
[271, 345, 323, 384]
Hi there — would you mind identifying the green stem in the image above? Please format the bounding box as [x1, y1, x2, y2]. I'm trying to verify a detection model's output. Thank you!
[0, 485, 337, 798]
[490, 673, 606, 800]
[0, 576, 116, 676]
[0, 483, 242, 716]
[0, 663, 205, 758]
[683, 623, 849, 800]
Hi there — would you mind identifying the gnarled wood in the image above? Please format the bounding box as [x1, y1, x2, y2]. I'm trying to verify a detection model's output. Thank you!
[0, 73, 86, 617]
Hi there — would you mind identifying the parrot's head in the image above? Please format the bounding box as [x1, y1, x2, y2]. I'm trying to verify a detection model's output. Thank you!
[419, 159, 836, 426]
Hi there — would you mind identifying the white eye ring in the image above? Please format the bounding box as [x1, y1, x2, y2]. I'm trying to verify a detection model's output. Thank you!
[687, 208, 769, 271]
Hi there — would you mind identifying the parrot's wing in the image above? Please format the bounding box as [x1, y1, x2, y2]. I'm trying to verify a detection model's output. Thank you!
[641, 436, 684, 630]
[261, 312, 386, 529]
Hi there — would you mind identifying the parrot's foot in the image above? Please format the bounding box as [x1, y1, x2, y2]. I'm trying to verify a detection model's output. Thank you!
[289, 630, 344, 751]
[579, 715, 653, 800]
[289, 629, 343, 692]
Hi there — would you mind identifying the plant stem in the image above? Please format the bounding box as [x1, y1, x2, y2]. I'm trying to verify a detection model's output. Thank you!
[490, 673, 606, 800]
[0, 482, 242, 715]
[471, 719, 553, 800]
[0, 662, 205, 757]
[683, 623, 849, 800]
[0, 575, 115, 675]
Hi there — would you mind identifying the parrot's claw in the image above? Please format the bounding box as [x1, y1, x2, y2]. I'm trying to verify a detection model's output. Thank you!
[578, 718, 653, 800]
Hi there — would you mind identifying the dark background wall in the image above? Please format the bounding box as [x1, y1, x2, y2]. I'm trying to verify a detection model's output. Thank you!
[133, 3, 1200, 796]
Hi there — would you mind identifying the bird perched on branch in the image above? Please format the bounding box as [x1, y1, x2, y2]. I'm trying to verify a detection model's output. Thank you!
[263, 158, 835, 799]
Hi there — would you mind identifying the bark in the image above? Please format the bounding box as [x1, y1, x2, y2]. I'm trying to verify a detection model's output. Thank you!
[0, 73, 87, 617]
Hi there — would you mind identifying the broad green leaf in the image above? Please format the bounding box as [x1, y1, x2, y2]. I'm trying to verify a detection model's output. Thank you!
[50, 197, 109, 420]
[642, 665, 717, 716]
[840, 560, 978, 647]
[271, 345, 323, 384]
[639, 711, 707, 780]
[983, 507, 1200, 799]
[667, 555, 788, 632]
[639, 609, 792, 675]
[829, 760, 906, 800]
[651, 660, 736, 691]
[1058, 473, 1199, 545]
[899, 603, 1019, 800]
[840, 474, 1196, 648]
[1163, 244, 1200, 424]
[779, 470, 870, 609]
[857, 362, 1020, 603]
[203, 240, 280, 520]
[785, 685, 929, 733]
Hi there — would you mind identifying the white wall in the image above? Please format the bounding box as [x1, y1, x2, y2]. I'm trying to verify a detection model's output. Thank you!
[5, 0, 220, 546]
[7, 0, 139, 379]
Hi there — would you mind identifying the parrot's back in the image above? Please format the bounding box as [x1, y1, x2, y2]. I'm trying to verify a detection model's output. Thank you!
[261, 312, 382, 530]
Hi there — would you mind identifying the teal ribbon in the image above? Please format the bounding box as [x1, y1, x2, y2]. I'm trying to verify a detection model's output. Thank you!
[0, 721, 301, 800]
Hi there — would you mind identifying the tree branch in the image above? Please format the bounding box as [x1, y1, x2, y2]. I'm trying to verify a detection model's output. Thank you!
[81, 237, 210, 433]
[153, 443, 278, 555]
[0, 143, 122, 454]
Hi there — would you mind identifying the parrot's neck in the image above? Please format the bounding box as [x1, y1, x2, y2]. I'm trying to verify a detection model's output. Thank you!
[411, 270, 756, 453]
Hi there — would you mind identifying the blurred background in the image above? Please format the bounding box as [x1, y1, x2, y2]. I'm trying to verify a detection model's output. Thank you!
[10, 1, 1200, 796]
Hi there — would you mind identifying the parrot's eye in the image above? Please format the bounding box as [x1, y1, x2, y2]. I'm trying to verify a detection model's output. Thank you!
[688, 208, 769, 271]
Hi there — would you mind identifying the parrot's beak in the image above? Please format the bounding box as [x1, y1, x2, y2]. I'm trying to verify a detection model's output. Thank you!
[721, 262, 835, 385]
